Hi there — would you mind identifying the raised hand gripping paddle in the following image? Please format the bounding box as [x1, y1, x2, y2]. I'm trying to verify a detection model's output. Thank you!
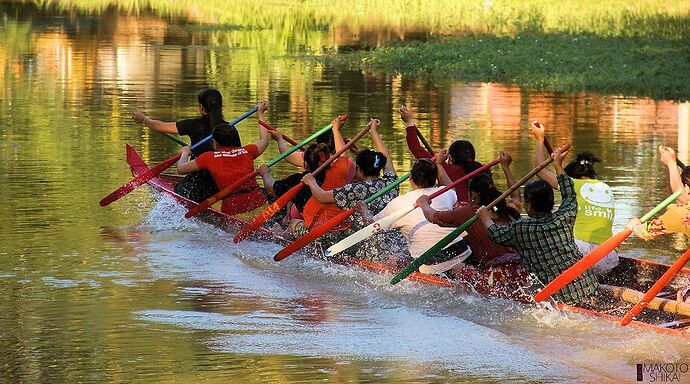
[533, 189, 684, 302]
[233, 117, 369, 244]
[390, 143, 572, 285]
[100, 107, 258, 207]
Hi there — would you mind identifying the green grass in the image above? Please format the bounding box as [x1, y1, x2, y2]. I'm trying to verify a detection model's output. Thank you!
[320, 32, 690, 101]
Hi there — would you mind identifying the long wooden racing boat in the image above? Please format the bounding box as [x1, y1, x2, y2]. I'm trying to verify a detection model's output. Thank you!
[125, 144, 690, 338]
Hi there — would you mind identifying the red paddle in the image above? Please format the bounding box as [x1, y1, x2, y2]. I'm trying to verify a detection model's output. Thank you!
[621, 248, 690, 326]
[100, 107, 258, 207]
[185, 117, 344, 218]
[233, 121, 371, 244]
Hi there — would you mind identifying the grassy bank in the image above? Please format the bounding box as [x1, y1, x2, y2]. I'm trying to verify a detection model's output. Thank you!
[321, 32, 690, 101]
[31, 0, 690, 38]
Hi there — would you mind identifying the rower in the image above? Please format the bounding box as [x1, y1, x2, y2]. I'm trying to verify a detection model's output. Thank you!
[477, 145, 599, 306]
[176, 100, 273, 216]
[357, 156, 471, 275]
[530, 122, 618, 276]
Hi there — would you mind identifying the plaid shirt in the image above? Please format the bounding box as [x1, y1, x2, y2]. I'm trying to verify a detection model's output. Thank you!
[487, 174, 598, 304]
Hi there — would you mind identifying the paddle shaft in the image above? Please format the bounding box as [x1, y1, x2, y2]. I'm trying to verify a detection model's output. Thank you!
[162, 133, 188, 147]
[99, 107, 258, 207]
[233, 120, 367, 243]
[273, 123, 439, 261]
[274, 172, 411, 261]
[258, 120, 299, 146]
[390, 143, 571, 285]
[325, 157, 500, 258]
[621, 248, 690, 325]
[533, 188, 684, 302]
[185, 116, 346, 218]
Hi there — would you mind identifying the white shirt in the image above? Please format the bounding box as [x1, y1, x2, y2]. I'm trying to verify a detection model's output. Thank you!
[373, 187, 460, 258]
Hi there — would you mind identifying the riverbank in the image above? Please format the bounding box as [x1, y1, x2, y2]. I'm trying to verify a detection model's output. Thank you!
[320, 32, 690, 101]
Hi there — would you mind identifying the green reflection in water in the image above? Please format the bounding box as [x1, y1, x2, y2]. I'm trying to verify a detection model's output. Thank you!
[1, 4, 689, 383]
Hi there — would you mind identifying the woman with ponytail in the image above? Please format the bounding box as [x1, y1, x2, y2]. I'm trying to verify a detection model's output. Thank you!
[531, 121, 617, 275]
[132, 88, 227, 202]
[177, 100, 273, 216]
[417, 150, 521, 268]
[303, 118, 398, 215]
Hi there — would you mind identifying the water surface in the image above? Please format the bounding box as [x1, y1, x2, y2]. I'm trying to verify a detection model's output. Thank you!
[1, 3, 689, 383]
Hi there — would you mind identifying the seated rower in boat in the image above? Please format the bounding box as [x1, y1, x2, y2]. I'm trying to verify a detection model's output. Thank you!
[303, 118, 408, 260]
[417, 150, 522, 269]
[132, 88, 225, 203]
[357, 156, 471, 275]
[279, 117, 355, 240]
[531, 122, 618, 276]
[176, 101, 273, 216]
[477, 145, 599, 306]
[629, 145, 690, 241]
[399, 105, 490, 203]
[259, 142, 330, 225]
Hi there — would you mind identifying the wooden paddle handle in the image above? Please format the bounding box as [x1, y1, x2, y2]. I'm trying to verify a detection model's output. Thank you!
[415, 127, 434, 154]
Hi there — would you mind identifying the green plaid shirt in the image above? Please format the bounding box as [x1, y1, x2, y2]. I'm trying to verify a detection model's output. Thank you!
[487, 174, 598, 304]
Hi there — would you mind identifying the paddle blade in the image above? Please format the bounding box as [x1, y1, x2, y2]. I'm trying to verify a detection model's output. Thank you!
[274, 208, 356, 261]
[100, 154, 180, 206]
[621, 248, 690, 326]
[185, 170, 259, 218]
[325, 205, 414, 257]
[533, 228, 632, 302]
[234, 183, 305, 243]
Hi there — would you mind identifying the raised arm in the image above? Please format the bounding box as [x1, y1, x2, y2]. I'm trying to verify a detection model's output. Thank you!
[369, 118, 395, 175]
[252, 100, 271, 155]
[177, 146, 200, 174]
[303, 173, 335, 203]
[499, 150, 522, 211]
[435, 150, 451, 186]
[332, 116, 347, 155]
[659, 145, 690, 204]
[530, 120, 558, 188]
[132, 111, 179, 134]
[258, 164, 276, 198]
[399, 105, 432, 159]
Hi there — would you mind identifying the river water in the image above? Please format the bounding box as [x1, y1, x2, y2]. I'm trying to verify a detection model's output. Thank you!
[1, 3, 689, 383]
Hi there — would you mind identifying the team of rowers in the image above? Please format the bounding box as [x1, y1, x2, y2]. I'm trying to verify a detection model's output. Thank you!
[132, 88, 690, 306]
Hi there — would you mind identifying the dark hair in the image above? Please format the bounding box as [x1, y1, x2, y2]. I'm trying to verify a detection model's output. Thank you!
[449, 140, 484, 174]
[468, 174, 520, 220]
[303, 143, 330, 184]
[316, 130, 335, 153]
[356, 149, 387, 177]
[315, 129, 358, 155]
[682, 167, 690, 186]
[198, 88, 225, 129]
[564, 152, 600, 179]
[523, 180, 554, 213]
[212, 124, 241, 148]
[411, 159, 438, 188]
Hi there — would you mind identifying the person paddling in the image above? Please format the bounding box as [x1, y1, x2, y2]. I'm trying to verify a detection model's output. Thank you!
[477, 146, 599, 306]
[530, 122, 618, 275]
[417, 150, 521, 268]
[176, 100, 274, 215]
[303, 118, 407, 260]
[356, 156, 471, 275]
[628, 145, 690, 241]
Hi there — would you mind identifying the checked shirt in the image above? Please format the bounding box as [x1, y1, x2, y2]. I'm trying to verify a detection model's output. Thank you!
[487, 174, 598, 304]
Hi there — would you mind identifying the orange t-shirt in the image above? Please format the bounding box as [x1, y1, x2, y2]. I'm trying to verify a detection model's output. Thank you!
[302, 156, 355, 228]
[195, 144, 266, 215]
